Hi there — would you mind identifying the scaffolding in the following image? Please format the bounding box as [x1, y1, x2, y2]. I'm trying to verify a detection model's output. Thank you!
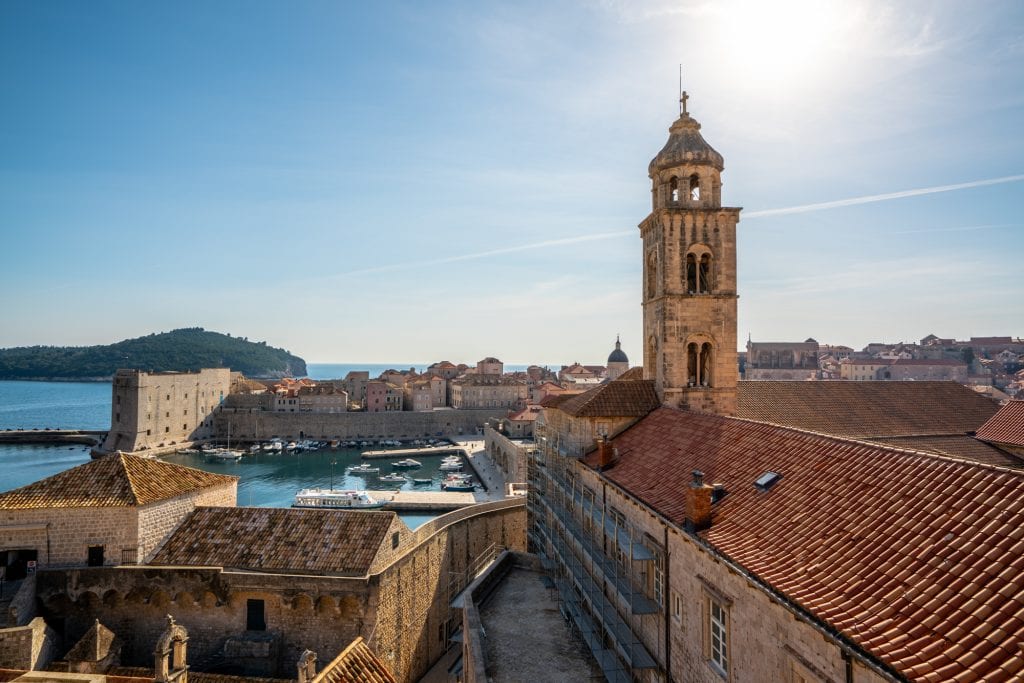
[527, 428, 665, 683]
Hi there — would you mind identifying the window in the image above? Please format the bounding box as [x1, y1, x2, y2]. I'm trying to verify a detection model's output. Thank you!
[689, 173, 701, 201]
[165, 427, 169, 433]
[670, 176, 679, 202]
[392, 532, 400, 549]
[672, 591, 683, 623]
[246, 599, 267, 631]
[146, 429, 151, 436]
[121, 547, 138, 565]
[707, 596, 729, 676]
[653, 554, 664, 607]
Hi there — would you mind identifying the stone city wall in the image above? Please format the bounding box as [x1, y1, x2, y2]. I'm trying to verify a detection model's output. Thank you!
[214, 408, 504, 442]
[366, 499, 527, 683]
[483, 426, 532, 483]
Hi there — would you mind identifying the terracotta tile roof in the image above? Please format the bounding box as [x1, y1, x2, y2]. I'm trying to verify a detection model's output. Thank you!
[149, 507, 397, 576]
[65, 620, 119, 663]
[313, 637, 396, 683]
[736, 381, 999, 438]
[870, 435, 1023, 468]
[586, 407, 1024, 682]
[507, 406, 541, 422]
[556, 379, 659, 418]
[539, 394, 574, 408]
[976, 400, 1024, 447]
[0, 454, 237, 509]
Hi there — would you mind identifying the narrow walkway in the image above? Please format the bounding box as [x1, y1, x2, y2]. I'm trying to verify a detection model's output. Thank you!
[478, 568, 603, 683]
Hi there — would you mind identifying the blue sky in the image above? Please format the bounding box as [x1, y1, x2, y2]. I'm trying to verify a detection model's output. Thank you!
[2, 1, 1022, 365]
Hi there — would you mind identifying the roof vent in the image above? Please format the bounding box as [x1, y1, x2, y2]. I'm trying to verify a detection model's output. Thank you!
[711, 483, 727, 504]
[754, 471, 782, 491]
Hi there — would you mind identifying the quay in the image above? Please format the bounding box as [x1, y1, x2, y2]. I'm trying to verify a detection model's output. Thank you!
[360, 445, 466, 459]
[368, 489, 477, 511]
[0, 429, 106, 446]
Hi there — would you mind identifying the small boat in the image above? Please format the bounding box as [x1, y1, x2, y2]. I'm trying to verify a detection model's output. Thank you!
[442, 479, 476, 492]
[411, 478, 432, 485]
[348, 463, 380, 474]
[285, 441, 298, 451]
[439, 462, 463, 471]
[329, 439, 340, 448]
[261, 442, 275, 451]
[292, 489, 386, 509]
[248, 444, 261, 454]
[206, 449, 244, 462]
[391, 459, 422, 469]
[378, 473, 407, 484]
[177, 448, 201, 455]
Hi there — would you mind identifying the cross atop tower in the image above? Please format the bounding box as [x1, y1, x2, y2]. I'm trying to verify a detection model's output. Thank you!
[680, 90, 689, 116]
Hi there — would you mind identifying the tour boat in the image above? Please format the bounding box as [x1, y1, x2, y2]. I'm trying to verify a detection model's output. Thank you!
[347, 463, 380, 474]
[292, 489, 386, 509]
[378, 473, 407, 484]
[391, 458, 422, 469]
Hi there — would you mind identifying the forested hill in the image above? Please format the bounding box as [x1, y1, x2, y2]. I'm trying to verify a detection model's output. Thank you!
[0, 328, 307, 380]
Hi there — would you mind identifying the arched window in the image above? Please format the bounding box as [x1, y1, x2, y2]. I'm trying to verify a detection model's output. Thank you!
[670, 176, 679, 202]
[687, 343, 699, 386]
[700, 343, 714, 386]
[699, 253, 712, 292]
[686, 254, 697, 293]
[689, 174, 700, 201]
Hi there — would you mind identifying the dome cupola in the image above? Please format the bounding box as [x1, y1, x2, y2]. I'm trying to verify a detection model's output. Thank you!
[608, 336, 629, 364]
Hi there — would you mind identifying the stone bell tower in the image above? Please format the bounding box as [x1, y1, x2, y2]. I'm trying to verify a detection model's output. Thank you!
[640, 93, 740, 415]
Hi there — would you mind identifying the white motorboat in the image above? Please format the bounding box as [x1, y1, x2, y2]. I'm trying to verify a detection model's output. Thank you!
[378, 473, 407, 484]
[348, 463, 380, 474]
[439, 461, 463, 471]
[391, 458, 422, 469]
[292, 489, 386, 509]
[206, 449, 243, 462]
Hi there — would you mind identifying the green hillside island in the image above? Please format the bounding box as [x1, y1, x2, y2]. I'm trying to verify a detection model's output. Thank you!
[0, 328, 307, 380]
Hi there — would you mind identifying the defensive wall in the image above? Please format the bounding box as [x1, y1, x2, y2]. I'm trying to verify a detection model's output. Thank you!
[213, 408, 505, 442]
[30, 498, 527, 682]
[483, 425, 533, 484]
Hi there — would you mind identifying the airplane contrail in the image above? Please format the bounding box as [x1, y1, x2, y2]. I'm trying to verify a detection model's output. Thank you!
[743, 174, 1024, 218]
[328, 173, 1024, 278]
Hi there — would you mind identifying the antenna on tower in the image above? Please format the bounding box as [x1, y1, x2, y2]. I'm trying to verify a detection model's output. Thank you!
[678, 64, 689, 116]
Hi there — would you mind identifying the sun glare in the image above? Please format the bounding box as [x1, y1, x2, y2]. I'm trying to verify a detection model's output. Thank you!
[713, 0, 854, 91]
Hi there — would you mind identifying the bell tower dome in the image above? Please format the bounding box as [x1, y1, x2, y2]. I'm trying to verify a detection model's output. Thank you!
[640, 93, 740, 415]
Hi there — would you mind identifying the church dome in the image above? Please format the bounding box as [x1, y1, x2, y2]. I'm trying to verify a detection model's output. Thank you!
[608, 338, 629, 364]
[648, 112, 724, 176]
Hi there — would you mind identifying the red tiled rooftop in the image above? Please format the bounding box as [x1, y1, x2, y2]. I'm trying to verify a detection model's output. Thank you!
[736, 381, 999, 438]
[556, 378, 659, 418]
[586, 407, 1024, 682]
[976, 401, 1024, 448]
[0, 453, 237, 509]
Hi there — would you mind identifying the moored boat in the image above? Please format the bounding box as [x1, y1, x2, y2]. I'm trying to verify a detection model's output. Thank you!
[378, 473, 407, 484]
[391, 458, 421, 469]
[292, 489, 386, 509]
[348, 463, 380, 474]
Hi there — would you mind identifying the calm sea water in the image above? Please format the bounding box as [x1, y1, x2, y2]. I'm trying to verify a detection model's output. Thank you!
[0, 377, 484, 529]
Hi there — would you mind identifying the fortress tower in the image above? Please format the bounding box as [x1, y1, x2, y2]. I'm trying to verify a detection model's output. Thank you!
[640, 94, 740, 415]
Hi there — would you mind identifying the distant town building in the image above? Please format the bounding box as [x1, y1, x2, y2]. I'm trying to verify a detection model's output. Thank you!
[450, 375, 528, 410]
[100, 368, 231, 454]
[342, 370, 371, 408]
[840, 357, 968, 382]
[476, 357, 504, 375]
[606, 336, 630, 380]
[744, 338, 820, 380]
[365, 380, 403, 412]
[272, 383, 348, 413]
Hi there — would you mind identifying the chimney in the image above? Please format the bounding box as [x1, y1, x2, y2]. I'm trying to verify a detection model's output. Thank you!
[685, 469, 713, 531]
[596, 436, 614, 470]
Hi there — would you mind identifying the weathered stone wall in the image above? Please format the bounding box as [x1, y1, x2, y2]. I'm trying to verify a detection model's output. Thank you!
[0, 506, 136, 569]
[102, 369, 231, 453]
[6, 575, 37, 627]
[0, 617, 57, 671]
[33, 500, 527, 682]
[483, 426, 531, 483]
[214, 408, 504, 442]
[366, 500, 527, 683]
[136, 483, 238, 562]
[34, 566, 370, 678]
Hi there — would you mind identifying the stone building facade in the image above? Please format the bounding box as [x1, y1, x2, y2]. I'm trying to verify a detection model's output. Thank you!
[743, 339, 820, 380]
[366, 381, 403, 413]
[840, 357, 967, 382]
[101, 369, 231, 454]
[450, 377, 528, 410]
[0, 454, 236, 576]
[640, 102, 739, 415]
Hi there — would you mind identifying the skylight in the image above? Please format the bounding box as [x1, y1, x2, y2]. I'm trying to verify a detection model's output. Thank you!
[755, 471, 782, 491]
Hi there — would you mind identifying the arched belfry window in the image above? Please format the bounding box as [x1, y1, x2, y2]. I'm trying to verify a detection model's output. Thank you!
[689, 174, 700, 202]
[687, 342, 715, 387]
[670, 176, 679, 202]
[685, 249, 713, 294]
[699, 253, 712, 292]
